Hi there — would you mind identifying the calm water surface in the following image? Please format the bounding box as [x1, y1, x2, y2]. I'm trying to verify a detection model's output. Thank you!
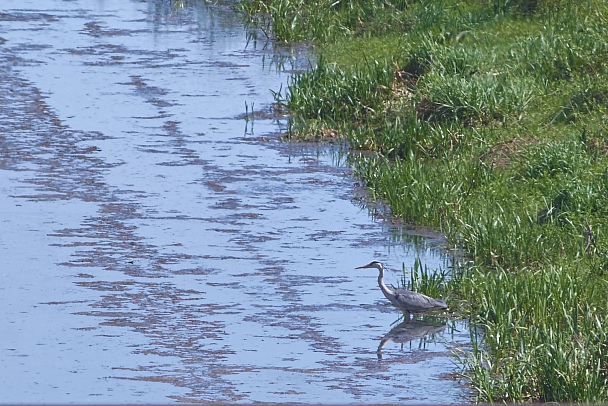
[0, 0, 470, 403]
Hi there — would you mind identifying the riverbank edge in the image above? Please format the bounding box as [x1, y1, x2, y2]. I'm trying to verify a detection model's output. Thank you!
[237, 0, 608, 403]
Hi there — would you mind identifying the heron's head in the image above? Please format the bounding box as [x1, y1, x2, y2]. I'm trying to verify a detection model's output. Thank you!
[355, 260, 383, 271]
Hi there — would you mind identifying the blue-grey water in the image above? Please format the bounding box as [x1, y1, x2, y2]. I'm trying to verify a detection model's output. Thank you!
[0, 0, 470, 403]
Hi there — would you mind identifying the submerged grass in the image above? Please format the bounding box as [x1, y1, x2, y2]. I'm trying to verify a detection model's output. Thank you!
[240, 0, 608, 402]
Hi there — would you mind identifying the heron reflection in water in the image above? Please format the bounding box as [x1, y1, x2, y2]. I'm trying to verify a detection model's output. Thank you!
[356, 260, 448, 317]
[376, 318, 447, 359]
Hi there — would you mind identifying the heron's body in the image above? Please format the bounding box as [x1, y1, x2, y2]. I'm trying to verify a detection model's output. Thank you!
[356, 261, 448, 315]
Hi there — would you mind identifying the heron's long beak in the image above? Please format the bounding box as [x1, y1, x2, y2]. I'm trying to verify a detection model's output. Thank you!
[355, 263, 373, 269]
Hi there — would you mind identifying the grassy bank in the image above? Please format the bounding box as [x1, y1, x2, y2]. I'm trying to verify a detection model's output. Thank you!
[239, 0, 608, 402]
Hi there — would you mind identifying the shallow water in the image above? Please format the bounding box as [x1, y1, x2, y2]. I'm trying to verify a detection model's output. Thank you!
[0, 0, 470, 403]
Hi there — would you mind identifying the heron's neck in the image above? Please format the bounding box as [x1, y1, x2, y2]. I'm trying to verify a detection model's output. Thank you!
[377, 267, 395, 296]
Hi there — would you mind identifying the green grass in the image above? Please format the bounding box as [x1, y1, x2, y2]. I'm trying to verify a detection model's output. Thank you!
[238, 0, 418, 42]
[453, 264, 608, 402]
[239, 0, 608, 402]
[403, 257, 452, 306]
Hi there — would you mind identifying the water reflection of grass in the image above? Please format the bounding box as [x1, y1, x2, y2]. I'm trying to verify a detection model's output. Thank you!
[240, 0, 608, 402]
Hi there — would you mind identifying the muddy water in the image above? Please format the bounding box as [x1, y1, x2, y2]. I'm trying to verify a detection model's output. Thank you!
[0, 0, 470, 403]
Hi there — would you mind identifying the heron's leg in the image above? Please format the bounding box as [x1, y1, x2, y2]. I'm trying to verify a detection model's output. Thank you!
[403, 311, 412, 323]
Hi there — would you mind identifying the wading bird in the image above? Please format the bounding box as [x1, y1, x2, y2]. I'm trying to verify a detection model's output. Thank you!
[356, 260, 448, 316]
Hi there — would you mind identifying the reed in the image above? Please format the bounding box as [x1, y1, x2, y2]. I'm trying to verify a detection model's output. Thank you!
[404, 257, 451, 303]
[455, 264, 608, 402]
[238, 0, 414, 42]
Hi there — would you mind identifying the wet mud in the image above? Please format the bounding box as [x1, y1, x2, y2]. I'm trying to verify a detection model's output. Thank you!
[0, 0, 470, 403]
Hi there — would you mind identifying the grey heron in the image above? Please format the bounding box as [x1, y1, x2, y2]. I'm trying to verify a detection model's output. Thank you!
[356, 260, 448, 316]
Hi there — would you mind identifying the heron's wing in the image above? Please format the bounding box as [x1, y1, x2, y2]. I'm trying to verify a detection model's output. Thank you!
[393, 289, 447, 313]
